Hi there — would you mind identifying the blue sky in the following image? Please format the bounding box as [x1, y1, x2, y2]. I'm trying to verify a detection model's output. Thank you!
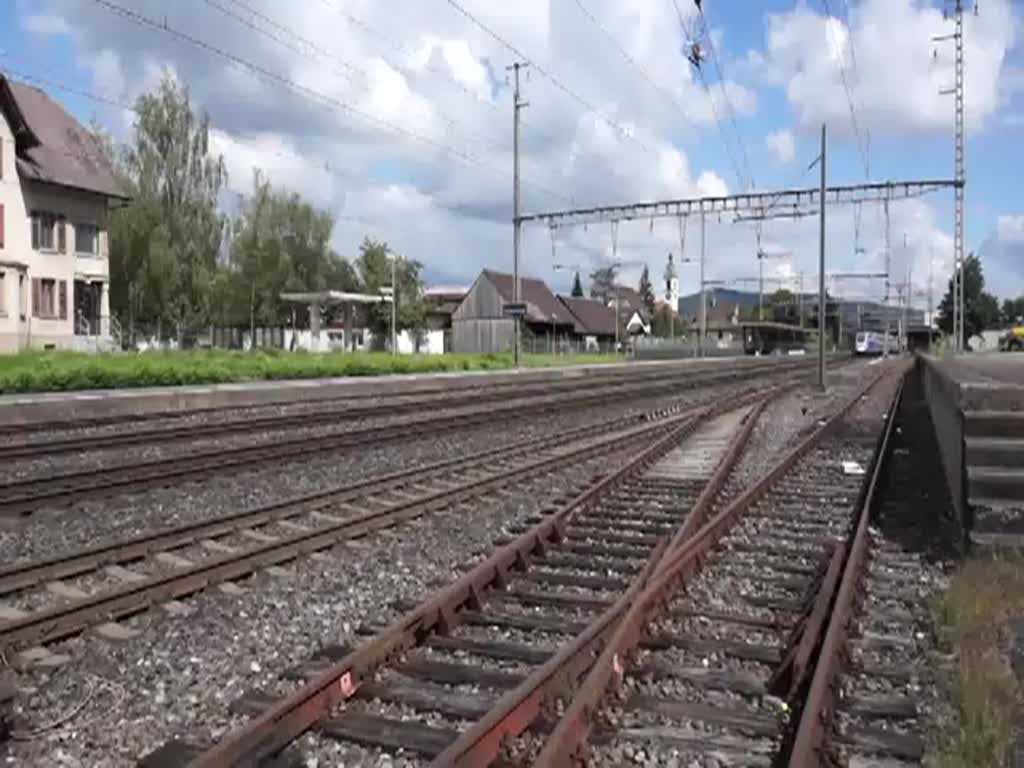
[2, 0, 1022, 302]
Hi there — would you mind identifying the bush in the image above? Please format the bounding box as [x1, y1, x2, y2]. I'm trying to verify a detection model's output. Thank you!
[0, 350, 617, 394]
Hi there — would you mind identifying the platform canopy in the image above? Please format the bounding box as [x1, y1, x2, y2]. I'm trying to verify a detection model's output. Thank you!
[280, 290, 391, 306]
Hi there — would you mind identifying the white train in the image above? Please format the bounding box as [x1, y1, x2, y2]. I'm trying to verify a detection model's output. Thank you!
[855, 330, 901, 356]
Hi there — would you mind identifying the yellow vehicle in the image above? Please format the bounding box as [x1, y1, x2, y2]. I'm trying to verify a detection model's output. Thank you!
[1000, 319, 1024, 351]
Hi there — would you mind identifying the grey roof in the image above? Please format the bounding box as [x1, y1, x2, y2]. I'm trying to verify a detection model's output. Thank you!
[1, 76, 126, 199]
[558, 296, 617, 336]
[481, 269, 576, 326]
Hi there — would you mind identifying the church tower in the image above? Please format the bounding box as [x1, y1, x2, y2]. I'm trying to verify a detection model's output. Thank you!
[664, 252, 680, 313]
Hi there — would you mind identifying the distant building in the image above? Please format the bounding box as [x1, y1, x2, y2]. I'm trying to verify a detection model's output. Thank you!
[423, 286, 468, 353]
[451, 269, 576, 353]
[557, 295, 616, 352]
[0, 75, 128, 352]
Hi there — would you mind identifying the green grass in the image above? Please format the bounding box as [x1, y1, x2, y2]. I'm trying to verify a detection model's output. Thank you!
[931, 558, 1024, 767]
[0, 350, 619, 394]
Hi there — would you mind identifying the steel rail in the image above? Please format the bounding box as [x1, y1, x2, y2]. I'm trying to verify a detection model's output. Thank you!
[0, 364, 723, 459]
[784, 375, 904, 766]
[0, 407, 696, 652]
[0, 405, 682, 598]
[0, 357, 794, 438]
[0, 372, 669, 461]
[186, 393, 762, 768]
[0, 362, 801, 517]
[531, 364, 899, 766]
[427, 393, 773, 767]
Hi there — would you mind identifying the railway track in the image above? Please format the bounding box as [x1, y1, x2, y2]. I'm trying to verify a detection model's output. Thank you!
[0, 358, 818, 458]
[526, 383, 900, 766]
[784, 368, 953, 767]
[156, 364, 896, 768]
[0, 388, 757, 658]
[0, 361, 813, 518]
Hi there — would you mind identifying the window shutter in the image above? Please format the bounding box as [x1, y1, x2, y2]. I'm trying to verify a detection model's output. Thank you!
[31, 278, 40, 318]
[0, 203, 4, 249]
[57, 218, 66, 253]
[59, 281, 67, 320]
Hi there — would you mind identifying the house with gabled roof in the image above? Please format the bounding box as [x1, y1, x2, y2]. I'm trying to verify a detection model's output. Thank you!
[557, 295, 616, 352]
[0, 75, 128, 352]
[451, 269, 576, 353]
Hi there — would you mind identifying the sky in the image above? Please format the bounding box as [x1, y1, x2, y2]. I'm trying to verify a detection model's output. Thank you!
[1, 0, 1022, 309]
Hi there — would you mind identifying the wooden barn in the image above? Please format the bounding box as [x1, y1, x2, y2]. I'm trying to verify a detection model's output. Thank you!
[451, 269, 576, 353]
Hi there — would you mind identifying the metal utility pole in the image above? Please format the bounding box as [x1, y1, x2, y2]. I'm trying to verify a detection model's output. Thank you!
[798, 271, 805, 330]
[391, 253, 398, 355]
[817, 123, 826, 390]
[937, 0, 967, 351]
[700, 211, 707, 358]
[928, 247, 935, 327]
[508, 61, 529, 367]
[883, 196, 891, 360]
[611, 220, 621, 355]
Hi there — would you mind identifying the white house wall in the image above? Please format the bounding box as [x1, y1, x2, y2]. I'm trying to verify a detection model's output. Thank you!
[0, 109, 27, 353]
[0, 108, 112, 352]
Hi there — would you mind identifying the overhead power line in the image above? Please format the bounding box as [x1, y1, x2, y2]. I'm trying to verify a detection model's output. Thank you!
[88, 0, 573, 205]
[444, 0, 654, 154]
[693, 2, 755, 190]
[571, 0, 697, 128]
[821, 0, 871, 178]
[669, 0, 747, 192]
[0, 65, 364, 187]
[205, 0, 511, 156]
[318, 0, 560, 147]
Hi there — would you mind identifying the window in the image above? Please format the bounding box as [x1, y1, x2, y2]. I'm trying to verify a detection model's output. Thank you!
[0, 203, 4, 249]
[75, 223, 98, 255]
[31, 278, 66, 319]
[30, 212, 58, 251]
[0, 271, 5, 314]
[38, 278, 55, 316]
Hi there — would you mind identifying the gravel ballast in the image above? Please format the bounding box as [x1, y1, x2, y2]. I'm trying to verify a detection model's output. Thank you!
[1, 415, 664, 766]
[0, 363, 874, 767]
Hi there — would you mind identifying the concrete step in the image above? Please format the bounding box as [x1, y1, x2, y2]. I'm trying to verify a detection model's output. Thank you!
[965, 436, 1024, 468]
[969, 532, 1024, 558]
[969, 467, 1024, 504]
[964, 411, 1024, 439]
[961, 384, 1024, 413]
[970, 500, 1024, 534]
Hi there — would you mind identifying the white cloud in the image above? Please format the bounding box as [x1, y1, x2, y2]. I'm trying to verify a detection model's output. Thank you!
[758, 0, 1019, 136]
[22, 12, 70, 38]
[998, 214, 1024, 243]
[17, 0, 988, 298]
[765, 129, 795, 163]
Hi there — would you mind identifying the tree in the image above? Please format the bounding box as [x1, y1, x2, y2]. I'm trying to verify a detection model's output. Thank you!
[356, 238, 425, 349]
[571, 271, 584, 297]
[766, 288, 797, 323]
[108, 74, 227, 340]
[589, 265, 618, 304]
[638, 266, 656, 318]
[937, 254, 1002, 340]
[222, 170, 353, 326]
[651, 304, 687, 338]
[1002, 297, 1024, 324]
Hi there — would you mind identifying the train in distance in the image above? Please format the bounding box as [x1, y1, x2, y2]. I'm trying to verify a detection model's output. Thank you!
[854, 330, 901, 356]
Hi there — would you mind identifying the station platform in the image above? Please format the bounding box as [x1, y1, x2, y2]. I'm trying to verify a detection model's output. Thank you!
[918, 353, 1024, 554]
[0, 355, 782, 428]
